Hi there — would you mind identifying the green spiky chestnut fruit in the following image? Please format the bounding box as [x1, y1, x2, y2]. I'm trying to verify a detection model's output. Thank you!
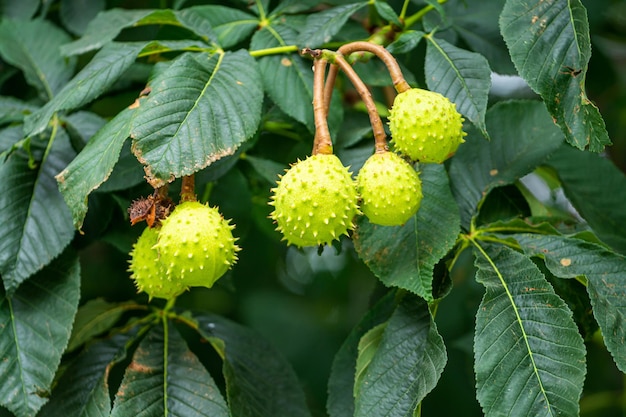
[129, 227, 187, 300]
[356, 151, 422, 226]
[270, 154, 359, 247]
[388, 88, 466, 163]
[155, 201, 239, 288]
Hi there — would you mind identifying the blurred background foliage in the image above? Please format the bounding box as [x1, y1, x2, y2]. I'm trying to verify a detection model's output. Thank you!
[1, 0, 625, 415]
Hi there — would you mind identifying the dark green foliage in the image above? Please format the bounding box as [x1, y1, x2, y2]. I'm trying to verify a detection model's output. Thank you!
[0, 0, 624, 416]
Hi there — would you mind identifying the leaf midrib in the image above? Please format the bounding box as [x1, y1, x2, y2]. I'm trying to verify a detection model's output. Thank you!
[473, 240, 555, 417]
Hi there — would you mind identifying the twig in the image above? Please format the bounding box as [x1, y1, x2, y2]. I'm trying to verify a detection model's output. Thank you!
[311, 56, 333, 155]
[180, 174, 196, 202]
[338, 41, 410, 93]
[332, 53, 388, 153]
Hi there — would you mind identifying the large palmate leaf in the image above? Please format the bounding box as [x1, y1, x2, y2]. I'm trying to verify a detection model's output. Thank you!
[0, 250, 80, 417]
[194, 313, 312, 417]
[327, 292, 396, 417]
[449, 100, 564, 229]
[424, 34, 491, 136]
[131, 50, 263, 186]
[500, 0, 610, 151]
[473, 244, 586, 417]
[111, 322, 229, 417]
[545, 144, 626, 255]
[296, 3, 367, 48]
[0, 129, 76, 293]
[251, 22, 342, 135]
[512, 233, 626, 372]
[40, 330, 140, 417]
[25, 42, 147, 137]
[353, 163, 460, 301]
[354, 294, 447, 417]
[0, 19, 75, 100]
[56, 106, 135, 229]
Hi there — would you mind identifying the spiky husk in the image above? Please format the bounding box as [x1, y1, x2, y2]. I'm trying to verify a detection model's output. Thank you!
[388, 88, 466, 163]
[270, 154, 359, 247]
[357, 151, 422, 226]
[155, 201, 239, 288]
[129, 227, 187, 300]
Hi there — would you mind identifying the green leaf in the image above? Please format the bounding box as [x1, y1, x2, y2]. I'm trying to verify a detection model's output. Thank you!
[251, 22, 343, 134]
[354, 294, 447, 416]
[0, 129, 76, 293]
[424, 34, 491, 136]
[0, 125, 24, 154]
[500, 0, 610, 151]
[94, 140, 146, 193]
[334, 111, 373, 149]
[0, 96, 38, 125]
[0, 19, 75, 100]
[60, 9, 207, 56]
[248, 0, 270, 17]
[0, 250, 80, 417]
[373, 2, 402, 27]
[56, 106, 134, 230]
[111, 322, 229, 417]
[67, 298, 143, 353]
[25, 42, 147, 137]
[243, 155, 286, 185]
[353, 163, 460, 301]
[1, 0, 39, 19]
[270, 0, 319, 15]
[40, 330, 139, 417]
[474, 184, 531, 226]
[448, 0, 516, 75]
[472, 244, 586, 417]
[194, 313, 312, 417]
[539, 259, 599, 341]
[386, 30, 425, 54]
[424, 0, 446, 17]
[59, 0, 105, 35]
[131, 51, 263, 187]
[183, 5, 257, 49]
[296, 3, 367, 48]
[327, 292, 396, 417]
[353, 322, 386, 394]
[512, 233, 626, 372]
[545, 144, 626, 255]
[62, 111, 107, 151]
[171, 7, 219, 44]
[449, 100, 564, 229]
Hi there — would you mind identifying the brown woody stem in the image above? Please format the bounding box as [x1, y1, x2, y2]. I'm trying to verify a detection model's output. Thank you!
[332, 53, 388, 153]
[180, 174, 196, 202]
[312, 57, 333, 155]
[338, 41, 410, 93]
[323, 64, 338, 118]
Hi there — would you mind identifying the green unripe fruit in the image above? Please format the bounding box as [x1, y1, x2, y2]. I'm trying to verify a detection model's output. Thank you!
[357, 151, 423, 226]
[155, 201, 239, 288]
[129, 227, 187, 300]
[270, 154, 359, 247]
[388, 88, 466, 163]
